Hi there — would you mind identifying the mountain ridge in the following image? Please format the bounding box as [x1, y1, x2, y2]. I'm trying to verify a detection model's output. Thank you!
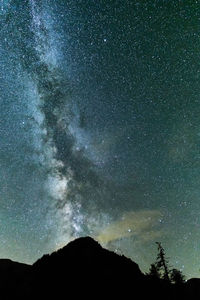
[0, 236, 198, 299]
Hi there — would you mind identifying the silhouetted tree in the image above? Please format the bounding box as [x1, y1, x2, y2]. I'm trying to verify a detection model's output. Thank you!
[170, 268, 185, 284]
[149, 242, 186, 285]
[148, 263, 160, 279]
[155, 242, 170, 281]
[148, 242, 171, 281]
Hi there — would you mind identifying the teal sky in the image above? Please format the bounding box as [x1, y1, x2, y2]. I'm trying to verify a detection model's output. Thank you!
[1, 0, 200, 279]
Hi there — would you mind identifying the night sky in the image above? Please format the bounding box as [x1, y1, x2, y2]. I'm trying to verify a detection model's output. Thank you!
[1, 0, 200, 279]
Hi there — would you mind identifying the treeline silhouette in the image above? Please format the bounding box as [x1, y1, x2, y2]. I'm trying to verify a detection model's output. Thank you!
[0, 236, 199, 299]
[148, 242, 185, 284]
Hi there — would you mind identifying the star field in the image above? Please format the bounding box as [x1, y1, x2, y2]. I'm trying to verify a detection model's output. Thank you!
[1, 0, 200, 279]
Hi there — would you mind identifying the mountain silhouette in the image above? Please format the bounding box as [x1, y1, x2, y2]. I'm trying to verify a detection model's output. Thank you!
[0, 236, 198, 299]
[0, 259, 31, 297]
[31, 236, 144, 298]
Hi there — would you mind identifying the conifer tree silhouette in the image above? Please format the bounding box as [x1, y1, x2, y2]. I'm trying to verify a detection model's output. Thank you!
[154, 242, 170, 281]
[170, 268, 185, 284]
[148, 263, 160, 279]
[149, 242, 186, 286]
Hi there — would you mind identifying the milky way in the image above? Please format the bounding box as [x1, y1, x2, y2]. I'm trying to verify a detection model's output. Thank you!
[1, 0, 200, 279]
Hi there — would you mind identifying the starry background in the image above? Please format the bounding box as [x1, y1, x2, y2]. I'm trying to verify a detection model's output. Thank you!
[1, 0, 200, 278]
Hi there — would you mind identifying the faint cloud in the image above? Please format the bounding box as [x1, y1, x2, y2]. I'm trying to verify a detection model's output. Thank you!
[96, 209, 163, 245]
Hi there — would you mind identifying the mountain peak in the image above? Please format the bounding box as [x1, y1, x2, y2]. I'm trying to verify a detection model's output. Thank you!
[59, 236, 102, 253]
[33, 236, 141, 277]
[0, 237, 197, 299]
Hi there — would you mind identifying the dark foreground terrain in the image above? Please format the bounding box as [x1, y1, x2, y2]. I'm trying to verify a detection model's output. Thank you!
[0, 236, 199, 299]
